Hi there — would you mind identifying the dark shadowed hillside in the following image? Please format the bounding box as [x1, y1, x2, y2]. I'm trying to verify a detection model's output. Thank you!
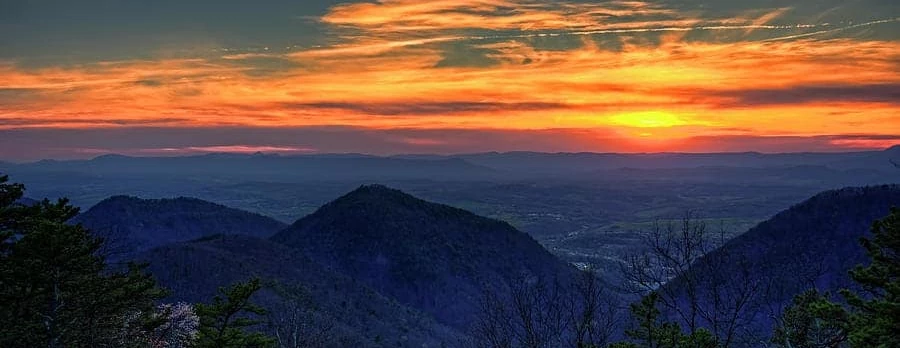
[710, 184, 900, 291]
[271, 184, 580, 329]
[141, 235, 462, 347]
[663, 184, 900, 341]
[73, 196, 287, 257]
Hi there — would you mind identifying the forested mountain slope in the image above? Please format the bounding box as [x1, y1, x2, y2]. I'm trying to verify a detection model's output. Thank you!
[271, 184, 580, 329]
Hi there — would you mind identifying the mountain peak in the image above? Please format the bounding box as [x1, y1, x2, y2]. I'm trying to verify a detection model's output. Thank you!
[271, 186, 575, 328]
[885, 144, 900, 156]
[340, 183, 423, 201]
[314, 184, 456, 220]
[349, 183, 402, 196]
[94, 195, 224, 208]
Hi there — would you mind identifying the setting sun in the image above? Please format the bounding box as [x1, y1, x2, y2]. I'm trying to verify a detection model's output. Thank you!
[608, 111, 690, 128]
[1, 0, 898, 157]
[2, 1, 900, 346]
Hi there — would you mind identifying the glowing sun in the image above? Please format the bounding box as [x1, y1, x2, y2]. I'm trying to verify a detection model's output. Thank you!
[609, 111, 688, 128]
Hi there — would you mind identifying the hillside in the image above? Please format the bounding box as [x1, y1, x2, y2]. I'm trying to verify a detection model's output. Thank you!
[73, 196, 287, 257]
[712, 184, 900, 290]
[663, 184, 900, 340]
[141, 235, 462, 347]
[271, 184, 580, 329]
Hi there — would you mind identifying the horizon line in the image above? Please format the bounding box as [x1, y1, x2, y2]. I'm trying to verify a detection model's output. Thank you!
[3, 145, 897, 164]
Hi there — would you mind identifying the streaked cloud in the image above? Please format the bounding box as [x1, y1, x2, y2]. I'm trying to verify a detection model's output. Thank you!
[279, 101, 570, 116]
[709, 83, 900, 107]
[0, 0, 898, 157]
[321, 0, 679, 32]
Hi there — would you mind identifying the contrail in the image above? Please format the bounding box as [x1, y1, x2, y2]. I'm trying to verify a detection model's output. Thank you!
[468, 17, 897, 43]
[470, 23, 824, 41]
[294, 17, 898, 57]
[762, 17, 899, 41]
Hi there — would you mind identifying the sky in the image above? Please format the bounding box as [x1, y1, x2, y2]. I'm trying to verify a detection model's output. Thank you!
[1, 0, 899, 160]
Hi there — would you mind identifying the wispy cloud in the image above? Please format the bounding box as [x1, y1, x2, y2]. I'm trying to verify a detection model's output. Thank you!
[0, 0, 898, 156]
[321, 0, 679, 32]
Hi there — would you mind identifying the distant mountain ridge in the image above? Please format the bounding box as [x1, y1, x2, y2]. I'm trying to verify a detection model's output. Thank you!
[271, 184, 580, 329]
[450, 148, 899, 175]
[6, 153, 499, 182]
[73, 195, 287, 257]
[5, 147, 898, 180]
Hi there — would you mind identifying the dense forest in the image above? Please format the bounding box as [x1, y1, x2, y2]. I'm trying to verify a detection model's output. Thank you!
[1, 174, 898, 347]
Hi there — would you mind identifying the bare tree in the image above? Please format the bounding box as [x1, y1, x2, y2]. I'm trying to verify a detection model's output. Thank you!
[568, 268, 620, 348]
[472, 275, 569, 348]
[267, 298, 339, 348]
[472, 271, 619, 348]
[620, 212, 766, 347]
[621, 212, 717, 331]
[472, 288, 515, 348]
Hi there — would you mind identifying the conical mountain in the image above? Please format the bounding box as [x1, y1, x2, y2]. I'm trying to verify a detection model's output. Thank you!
[271, 184, 578, 328]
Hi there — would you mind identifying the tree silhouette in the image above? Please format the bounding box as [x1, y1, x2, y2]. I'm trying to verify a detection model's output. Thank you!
[839, 207, 900, 346]
[194, 278, 276, 348]
[0, 175, 166, 347]
[776, 207, 900, 347]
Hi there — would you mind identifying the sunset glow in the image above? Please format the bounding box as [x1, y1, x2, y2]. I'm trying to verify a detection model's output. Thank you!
[1, 0, 898, 159]
[609, 112, 693, 128]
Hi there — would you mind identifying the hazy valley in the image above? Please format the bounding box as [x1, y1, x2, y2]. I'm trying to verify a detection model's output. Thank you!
[5, 148, 898, 271]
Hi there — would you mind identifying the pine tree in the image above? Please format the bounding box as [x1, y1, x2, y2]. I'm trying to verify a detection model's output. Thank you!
[779, 207, 900, 348]
[194, 278, 276, 348]
[0, 175, 166, 347]
[772, 289, 846, 348]
[839, 207, 900, 347]
[610, 292, 718, 348]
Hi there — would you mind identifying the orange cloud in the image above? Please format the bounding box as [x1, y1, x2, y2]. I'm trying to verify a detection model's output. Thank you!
[1, 1, 898, 153]
[321, 0, 677, 32]
[2, 38, 898, 135]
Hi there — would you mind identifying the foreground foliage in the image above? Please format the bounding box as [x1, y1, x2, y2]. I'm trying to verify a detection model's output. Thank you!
[0, 175, 166, 347]
[609, 292, 717, 348]
[773, 207, 900, 347]
[195, 278, 276, 348]
[0, 175, 274, 347]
